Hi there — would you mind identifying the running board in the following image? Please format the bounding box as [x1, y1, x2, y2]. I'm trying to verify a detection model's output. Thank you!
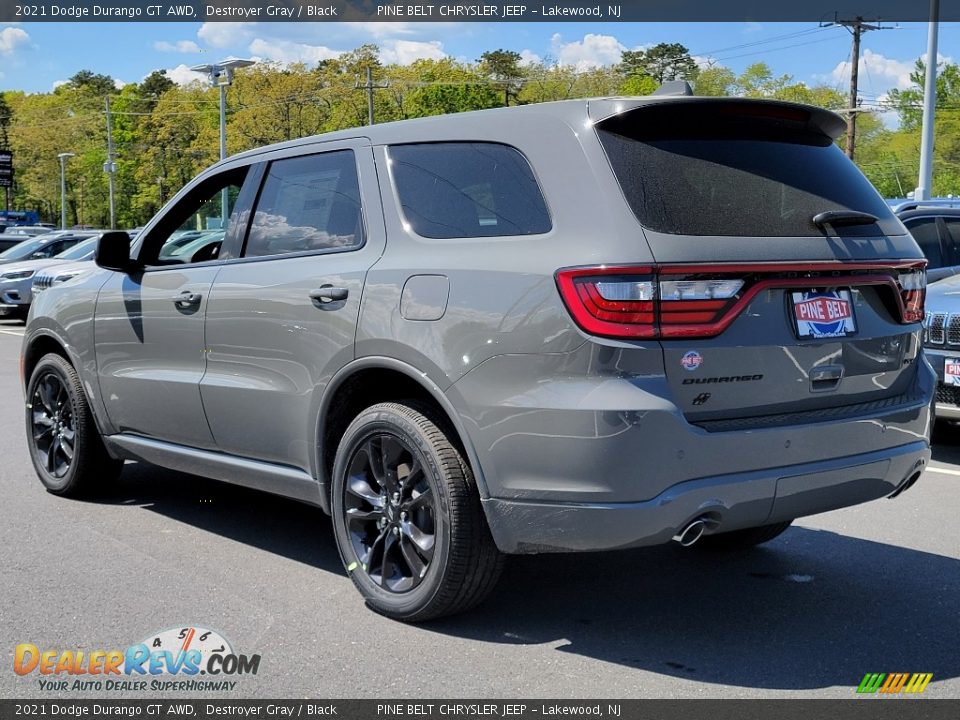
[104, 434, 324, 507]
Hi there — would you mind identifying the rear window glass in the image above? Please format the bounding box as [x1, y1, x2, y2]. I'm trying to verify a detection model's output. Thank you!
[597, 104, 901, 238]
[389, 142, 551, 239]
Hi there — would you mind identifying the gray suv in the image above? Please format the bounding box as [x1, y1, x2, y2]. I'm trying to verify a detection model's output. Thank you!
[21, 94, 934, 621]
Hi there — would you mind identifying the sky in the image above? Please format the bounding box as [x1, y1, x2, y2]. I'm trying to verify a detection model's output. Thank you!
[1, 20, 958, 115]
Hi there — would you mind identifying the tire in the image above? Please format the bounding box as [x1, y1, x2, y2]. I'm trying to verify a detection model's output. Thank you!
[25, 353, 124, 497]
[330, 401, 504, 622]
[697, 520, 793, 550]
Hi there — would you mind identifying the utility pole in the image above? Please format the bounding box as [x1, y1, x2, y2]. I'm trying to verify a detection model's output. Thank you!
[355, 67, 389, 125]
[104, 96, 116, 229]
[826, 16, 891, 160]
[916, 0, 941, 201]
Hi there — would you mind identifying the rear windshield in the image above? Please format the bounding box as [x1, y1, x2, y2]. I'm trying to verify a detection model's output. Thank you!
[597, 104, 901, 238]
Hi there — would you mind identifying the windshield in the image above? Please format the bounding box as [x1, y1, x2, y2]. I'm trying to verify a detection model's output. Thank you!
[56, 236, 98, 260]
[0, 236, 49, 260]
[597, 104, 901, 238]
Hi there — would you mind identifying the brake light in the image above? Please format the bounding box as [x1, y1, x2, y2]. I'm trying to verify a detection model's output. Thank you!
[556, 262, 927, 340]
[558, 267, 657, 338]
[898, 269, 926, 323]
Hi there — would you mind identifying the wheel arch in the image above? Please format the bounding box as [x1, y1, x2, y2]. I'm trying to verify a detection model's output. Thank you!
[315, 357, 489, 514]
[22, 328, 114, 439]
[22, 330, 75, 392]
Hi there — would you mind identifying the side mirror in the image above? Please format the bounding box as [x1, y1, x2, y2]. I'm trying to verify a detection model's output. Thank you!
[95, 231, 135, 272]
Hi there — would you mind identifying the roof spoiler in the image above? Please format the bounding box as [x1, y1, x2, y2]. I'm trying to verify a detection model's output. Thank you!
[652, 80, 694, 97]
[593, 97, 848, 140]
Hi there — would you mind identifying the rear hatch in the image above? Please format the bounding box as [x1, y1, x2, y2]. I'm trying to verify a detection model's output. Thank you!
[568, 99, 926, 426]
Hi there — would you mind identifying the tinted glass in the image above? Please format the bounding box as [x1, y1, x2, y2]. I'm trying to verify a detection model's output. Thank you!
[33, 239, 78, 258]
[244, 151, 363, 258]
[942, 218, 960, 264]
[597, 105, 900, 238]
[904, 217, 944, 268]
[56, 236, 99, 260]
[148, 167, 248, 265]
[0, 236, 47, 260]
[389, 142, 551, 239]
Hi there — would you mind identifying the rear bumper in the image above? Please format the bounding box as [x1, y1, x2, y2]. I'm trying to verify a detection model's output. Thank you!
[450, 344, 934, 554]
[483, 441, 929, 553]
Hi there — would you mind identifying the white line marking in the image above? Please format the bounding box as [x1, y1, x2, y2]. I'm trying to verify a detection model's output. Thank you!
[0, 329, 24, 337]
[927, 465, 960, 477]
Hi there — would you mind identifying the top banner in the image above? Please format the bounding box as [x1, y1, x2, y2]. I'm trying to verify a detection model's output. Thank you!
[4, 0, 960, 23]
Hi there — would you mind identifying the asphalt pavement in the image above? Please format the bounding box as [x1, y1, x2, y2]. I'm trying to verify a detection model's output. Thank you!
[0, 316, 957, 699]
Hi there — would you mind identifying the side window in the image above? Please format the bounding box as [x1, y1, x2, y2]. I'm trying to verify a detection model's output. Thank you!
[32, 240, 72, 258]
[143, 167, 248, 266]
[243, 151, 364, 258]
[904, 217, 944, 269]
[942, 218, 960, 266]
[389, 142, 552, 239]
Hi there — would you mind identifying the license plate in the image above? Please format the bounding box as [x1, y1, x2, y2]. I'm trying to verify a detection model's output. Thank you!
[791, 289, 857, 339]
[945, 358, 960, 386]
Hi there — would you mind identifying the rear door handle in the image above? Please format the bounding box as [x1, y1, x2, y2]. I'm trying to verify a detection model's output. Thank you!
[174, 291, 202, 308]
[309, 286, 349, 304]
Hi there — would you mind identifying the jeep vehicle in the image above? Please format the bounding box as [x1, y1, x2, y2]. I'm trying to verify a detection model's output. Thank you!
[22, 93, 933, 621]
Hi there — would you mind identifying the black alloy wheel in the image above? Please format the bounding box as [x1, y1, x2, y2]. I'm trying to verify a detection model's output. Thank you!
[25, 353, 124, 496]
[344, 433, 436, 592]
[331, 402, 504, 621]
[31, 371, 76, 479]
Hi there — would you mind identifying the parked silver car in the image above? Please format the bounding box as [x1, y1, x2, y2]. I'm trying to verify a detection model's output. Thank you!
[921, 275, 960, 420]
[0, 235, 100, 319]
[21, 92, 934, 620]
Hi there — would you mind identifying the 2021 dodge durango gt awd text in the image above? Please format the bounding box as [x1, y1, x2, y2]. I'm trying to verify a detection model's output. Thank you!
[21, 93, 934, 621]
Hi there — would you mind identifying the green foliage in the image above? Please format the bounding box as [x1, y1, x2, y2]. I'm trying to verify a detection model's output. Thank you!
[478, 49, 526, 105]
[67, 70, 118, 97]
[7, 46, 959, 225]
[0, 92, 11, 149]
[693, 67, 736, 96]
[139, 70, 175, 99]
[620, 43, 699, 84]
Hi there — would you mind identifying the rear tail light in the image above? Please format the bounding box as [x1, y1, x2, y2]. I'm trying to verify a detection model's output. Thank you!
[556, 262, 927, 340]
[897, 269, 926, 323]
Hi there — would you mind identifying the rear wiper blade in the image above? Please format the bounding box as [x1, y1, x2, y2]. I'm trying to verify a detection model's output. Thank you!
[812, 210, 880, 227]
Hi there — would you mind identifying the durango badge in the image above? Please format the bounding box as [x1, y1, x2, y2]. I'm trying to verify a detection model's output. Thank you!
[792, 290, 857, 339]
[681, 351, 703, 371]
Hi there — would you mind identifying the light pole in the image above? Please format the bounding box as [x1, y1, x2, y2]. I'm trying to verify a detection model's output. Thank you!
[916, 0, 941, 201]
[57, 152, 74, 230]
[190, 58, 256, 228]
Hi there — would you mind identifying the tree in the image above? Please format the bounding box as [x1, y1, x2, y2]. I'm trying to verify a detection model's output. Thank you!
[139, 70, 175, 99]
[0, 93, 11, 149]
[887, 60, 960, 131]
[693, 66, 735, 96]
[67, 70, 117, 97]
[620, 43, 699, 84]
[478, 49, 525, 106]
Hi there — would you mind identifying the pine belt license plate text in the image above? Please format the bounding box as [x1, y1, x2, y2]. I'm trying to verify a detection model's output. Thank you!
[791, 289, 857, 339]
[945, 358, 960, 386]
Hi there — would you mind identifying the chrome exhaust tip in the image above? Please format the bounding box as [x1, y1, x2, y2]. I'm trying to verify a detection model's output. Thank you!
[888, 470, 923, 499]
[672, 519, 708, 547]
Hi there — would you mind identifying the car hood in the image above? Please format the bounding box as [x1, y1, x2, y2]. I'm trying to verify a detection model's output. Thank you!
[926, 275, 960, 308]
[0, 258, 76, 276]
[38, 260, 94, 277]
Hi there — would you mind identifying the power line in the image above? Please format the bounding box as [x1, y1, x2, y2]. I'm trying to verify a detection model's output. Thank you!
[822, 14, 895, 160]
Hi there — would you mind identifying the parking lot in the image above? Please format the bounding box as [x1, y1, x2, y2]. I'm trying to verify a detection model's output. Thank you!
[0, 316, 957, 699]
